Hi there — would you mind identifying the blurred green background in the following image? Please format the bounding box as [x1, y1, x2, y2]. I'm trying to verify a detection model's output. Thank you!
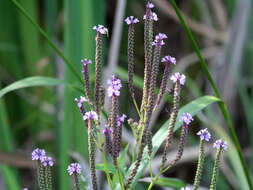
[0, 0, 253, 189]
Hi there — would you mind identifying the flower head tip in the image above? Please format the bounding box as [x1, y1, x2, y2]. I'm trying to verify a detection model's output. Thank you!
[107, 75, 122, 97]
[152, 33, 167, 46]
[67, 163, 82, 176]
[179, 113, 193, 125]
[31, 148, 46, 161]
[74, 96, 87, 108]
[161, 55, 176, 65]
[81, 58, 92, 67]
[125, 16, 139, 25]
[93, 25, 108, 35]
[117, 114, 127, 127]
[197, 128, 211, 141]
[83, 111, 99, 121]
[41, 156, 54, 167]
[170, 72, 186, 85]
[213, 139, 228, 151]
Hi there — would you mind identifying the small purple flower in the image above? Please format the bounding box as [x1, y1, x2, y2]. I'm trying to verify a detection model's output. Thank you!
[143, 12, 158, 21]
[103, 125, 112, 136]
[125, 16, 139, 25]
[213, 139, 228, 151]
[179, 113, 193, 125]
[117, 114, 127, 127]
[81, 58, 92, 67]
[170, 72, 186, 85]
[93, 25, 108, 35]
[107, 75, 122, 97]
[31, 148, 46, 161]
[180, 187, 191, 190]
[74, 96, 87, 108]
[83, 111, 99, 121]
[146, 2, 155, 9]
[41, 156, 54, 167]
[23, 188, 28, 190]
[161, 55, 176, 65]
[197, 128, 211, 141]
[67, 163, 82, 176]
[152, 33, 167, 46]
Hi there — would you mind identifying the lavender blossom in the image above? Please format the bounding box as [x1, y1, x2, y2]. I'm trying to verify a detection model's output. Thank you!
[143, 12, 158, 21]
[197, 128, 211, 142]
[67, 163, 82, 176]
[179, 113, 194, 125]
[170, 72, 186, 85]
[152, 33, 167, 46]
[117, 114, 127, 126]
[81, 58, 92, 67]
[146, 2, 154, 9]
[23, 188, 28, 190]
[213, 139, 228, 151]
[74, 96, 87, 108]
[41, 156, 54, 167]
[107, 75, 122, 97]
[83, 111, 99, 121]
[31, 148, 46, 161]
[161, 55, 176, 65]
[125, 16, 139, 25]
[93, 25, 108, 35]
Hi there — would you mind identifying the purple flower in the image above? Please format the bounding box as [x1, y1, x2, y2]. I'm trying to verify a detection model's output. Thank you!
[107, 75, 122, 97]
[93, 25, 108, 35]
[81, 58, 92, 67]
[67, 163, 82, 176]
[31, 148, 46, 161]
[143, 12, 158, 21]
[180, 187, 191, 190]
[74, 96, 87, 108]
[103, 125, 112, 136]
[23, 188, 28, 190]
[146, 2, 154, 9]
[41, 156, 54, 167]
[179, 113, 193, 125]
[125, 16, 139, 25]
[117, 114, 127, 127]
[152, 33, 167, 46]
[170, 72, 186, 85]
[213, 139, 228, 151]
[83, 111, 98, 121]
[197, 128, 211, 141]
[161, 55, 176, 65]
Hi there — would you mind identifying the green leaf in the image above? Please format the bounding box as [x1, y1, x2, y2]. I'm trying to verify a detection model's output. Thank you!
[0, 76, 66, 98]
[96, 163, 116, 174]
[126, 96, 220, 189]
[118, 144, 129, 175]
[139, 177, 185, 188]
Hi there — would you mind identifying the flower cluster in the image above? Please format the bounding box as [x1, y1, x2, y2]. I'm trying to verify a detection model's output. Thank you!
[74, 96, 87, 108]
[83, 111, 99, 121]
[152, 33, 167, 47]
[107, 75, 122, 97]
[81, 58, 92, 67]
[31, 148, 54, 167]
[170, 72, 186, 85]
[93, 24, 108, 35]
[179, 113, 194, 125]
[161, 55, 176, 65]
[197, 128, 211, 142]
[213, 139, 228, 151]
[117, 114, 127, 127]
[143, 12, 158, 21]
[67, 163, 82, 176]
[125, 16, 139, 25]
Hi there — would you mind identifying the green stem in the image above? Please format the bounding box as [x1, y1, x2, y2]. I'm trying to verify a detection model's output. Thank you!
[147, 171, 162, 190]
[193, 140, 204, 190]
[169, 0, 253, 188]
[10, 0, 83, 85]
[116, 162, 125, 190]
[132, 139, 138, 162]
[210, 148, 221, 190]
[97, 132, 114, 190]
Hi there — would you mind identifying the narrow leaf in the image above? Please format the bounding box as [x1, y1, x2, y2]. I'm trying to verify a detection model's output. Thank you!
[139, 177, 185, 188]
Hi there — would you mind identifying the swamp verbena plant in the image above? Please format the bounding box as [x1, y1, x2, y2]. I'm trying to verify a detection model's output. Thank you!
[29, 2, 228, 190]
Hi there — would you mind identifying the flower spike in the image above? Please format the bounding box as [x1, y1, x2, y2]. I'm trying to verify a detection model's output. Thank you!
[125, 16, 139, 25]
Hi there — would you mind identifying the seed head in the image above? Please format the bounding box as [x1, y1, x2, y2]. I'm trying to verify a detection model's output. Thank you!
[67, 163, 82, 176]
[197, 128, 211, 141]
[179, 113, 193, 125]
[83, 111, 99, 121]
[170, 72, 186, 85]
